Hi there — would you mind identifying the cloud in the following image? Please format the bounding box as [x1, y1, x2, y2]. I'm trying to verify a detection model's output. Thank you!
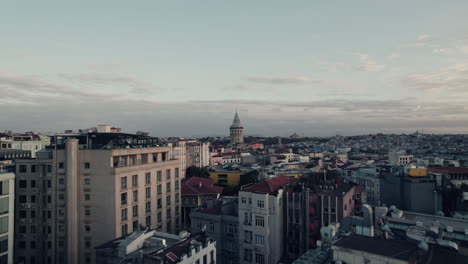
[417, 34, 430, 41]
[403, 63, 468, 93]
[316, 61, 346, 72]
[432, 48, 453, 54]
[57, 72, 160, 95]
[355, 54, 385, 72]
[1, 97, 468, 136]
[247, 76, 316, 85]
[386, 53, 400, 60]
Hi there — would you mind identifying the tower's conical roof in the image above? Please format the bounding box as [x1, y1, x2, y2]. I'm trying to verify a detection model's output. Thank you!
[230, 111, 243, 128]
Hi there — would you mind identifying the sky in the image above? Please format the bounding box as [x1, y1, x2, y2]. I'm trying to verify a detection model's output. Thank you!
[1, 1, 468, 137]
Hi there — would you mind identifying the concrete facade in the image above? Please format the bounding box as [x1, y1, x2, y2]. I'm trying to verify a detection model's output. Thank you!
[0, 170, 15, 264]
[14, 133, 183, 264]
[190, 197, 239, 264]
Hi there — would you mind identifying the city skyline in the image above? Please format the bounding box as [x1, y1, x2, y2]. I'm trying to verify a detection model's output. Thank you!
[2, 1, 468, 136]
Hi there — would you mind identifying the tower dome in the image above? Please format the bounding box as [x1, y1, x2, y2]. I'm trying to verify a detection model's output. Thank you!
[229, 111, 244, 145]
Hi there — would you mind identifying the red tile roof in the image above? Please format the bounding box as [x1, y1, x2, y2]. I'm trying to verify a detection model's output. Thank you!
[182, 177, 223, 195]
[242, 176, 295, 194]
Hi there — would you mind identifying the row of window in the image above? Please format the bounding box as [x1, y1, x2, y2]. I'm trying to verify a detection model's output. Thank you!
[113, 152, 170, 168]
[120, 189, 180, 206]
[244, 231, 265, 247]
[243, 213, 264, 227]
[240, 197, 265, 208]
[120, 170, 180, 190]
[244, 250, 265, 264]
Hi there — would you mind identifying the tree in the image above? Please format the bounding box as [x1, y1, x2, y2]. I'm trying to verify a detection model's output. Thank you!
[185, 165, 210, 178]
[239, 170, 259, 187]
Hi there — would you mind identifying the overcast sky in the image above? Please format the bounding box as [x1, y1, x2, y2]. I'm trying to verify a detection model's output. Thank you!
[1, 1, 468, 137]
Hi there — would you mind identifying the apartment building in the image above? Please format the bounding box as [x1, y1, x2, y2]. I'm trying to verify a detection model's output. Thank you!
[191, 197, 239, 264]
[238, 176, 295, 264]
[186, 141, 210, 168]
[14, 132, 183, 264]
[0, 170, 15, 264]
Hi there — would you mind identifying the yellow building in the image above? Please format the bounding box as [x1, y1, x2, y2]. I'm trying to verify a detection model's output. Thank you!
[209, 171, 243, 187]
[407, 168, 428, 177]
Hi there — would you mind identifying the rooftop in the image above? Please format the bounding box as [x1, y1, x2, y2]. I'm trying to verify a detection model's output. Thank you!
[334, 234, 419, 261]
[241, 175, 295, 194]
[428, 166, 468, 175]
[182, 177, 223, 196]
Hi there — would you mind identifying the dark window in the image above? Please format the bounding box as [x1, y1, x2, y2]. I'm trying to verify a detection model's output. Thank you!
[84, 163, 90, 169]
[19, 195, 27, 203]
[59, 162, 64, 169]
[31, 165, 36, 173]
[31, 180, 36, 188]
[19, 165, 27, 173]
[19, 180, 27, 188]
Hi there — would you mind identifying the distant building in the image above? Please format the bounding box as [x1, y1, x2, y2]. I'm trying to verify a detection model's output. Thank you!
[238, 176, 295, 264]
[0, 170, 15, 264]
[191, 197, 239, 264]
[230, 111, 244, 145]
[186, 141, 210, 168]
[181, 177, 223, 229]
[95, 229, 216, 264]
[388, 150, 413, 165]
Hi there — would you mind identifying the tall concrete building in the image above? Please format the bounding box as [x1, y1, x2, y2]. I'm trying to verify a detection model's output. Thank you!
[238, 176, 295, 264]
[0, 170, 15, 264]
[230, 111, 244, 145]
[14, 132, 183, 264]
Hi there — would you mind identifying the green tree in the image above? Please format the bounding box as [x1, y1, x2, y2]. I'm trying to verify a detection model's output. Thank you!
[185, 165, 210, 178]
[239, 170, 259, 186]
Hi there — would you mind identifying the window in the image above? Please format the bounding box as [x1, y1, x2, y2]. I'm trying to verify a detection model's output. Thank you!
[19, 180, 27, 188]
[59, 178, 65, 185]
[121, 177, 127, 190]
[85, 225, 91, 232]
[146, 201, 151, 212]
[145, 187, 151, 199]
[132, 175, 138, 187]
[157, 171, 162, 181]
[166, 182, 171, 193]
[166, 208, 171, 218]
[166, 169, 171, 179]
[166, 195, 171, 206]
[209, 223, 214, 232]
[175, 181, 179, 191]
[244, 230, 252, 242]
[58, 162, 64, 169]
[31, 165, 36, 173]
[255, 234, 264, 246]
[121, 208, 128, 221]
[19, 195, 27, 203]
[257, 200, 264, 208]
[175, 168, 179, 178]
[133, 190, 138, 203]
[84, 178, 91, 185]
[241, 197, 246, 204]
[121, 193, 127, 205]
[121, 224, 128, 236]
[84, 162, 90, 169]
[157, 198, 162, 209]
[244, 249, 252, 262]
[31, 195, 36, 203]
[85, 208, 91, 216]
[59, 193, 64, 200]
[255, 254, 264, 264]
[31, 180, 36, 188]
[255, 216, 264, 227]
[157, 212, 162, 222]
[146, 216, 151, 227]
[85, 194, 90, 201]
[19, 165, 27, 173]
[85, 240, 91, 248]
[132, 205, 138, 217]
[175, 194, 179, 203]
[0, 238, 8, 253]
[145, 172, 151, 185]
[133, 220, 139, 231]
[157, 185, 162, 195]
[19, 211, 27, 218]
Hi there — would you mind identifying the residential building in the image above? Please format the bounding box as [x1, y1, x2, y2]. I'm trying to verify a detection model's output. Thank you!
[238, 176, 295, 264]
[388, 150, 413, 165]
[0, 169, 15, 264]
[95, 229, 216, 264]
[14, 132, 183, 264]
[181, 177, 223, 229]
[191, 197, 239, 264]
[186, 141, 210, 168]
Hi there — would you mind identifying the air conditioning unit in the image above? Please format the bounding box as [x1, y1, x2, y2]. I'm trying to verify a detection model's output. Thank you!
[446, 226, 453, 232]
